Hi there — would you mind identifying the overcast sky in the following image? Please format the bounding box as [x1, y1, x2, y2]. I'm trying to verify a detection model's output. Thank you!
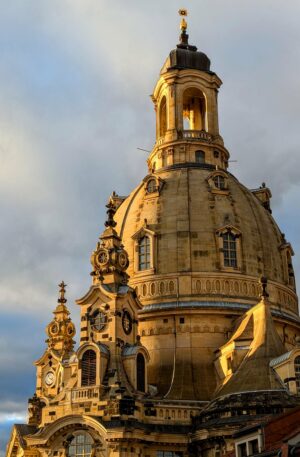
[1, 1, 300, 455]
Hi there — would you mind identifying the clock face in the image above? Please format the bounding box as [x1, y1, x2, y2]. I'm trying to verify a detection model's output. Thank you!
[45, 371, 55, 386]
[118, 252, 128, 269]
[50, 323, 59, 335]
[97, 250, 108, 265]
[122, 310, 132, 335]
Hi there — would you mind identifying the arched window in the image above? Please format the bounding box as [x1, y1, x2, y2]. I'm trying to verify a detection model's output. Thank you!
[136, 353, 145, 392]
[159, 96, 167, 137]
[146, 179, 157, 194]
[81, 350, 96, 386]
[182, 88, 206, 131]
[68, 433, 93, 457]
[222, 232, 237, 268]
[195, 150, 205, 164]
[295, 356, 300, 395]
[138, 236, 151, 271]
[213, 175, 226, 190]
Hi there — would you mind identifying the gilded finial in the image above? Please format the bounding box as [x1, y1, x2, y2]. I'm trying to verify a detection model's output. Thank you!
[178, 9, 188, 32]
[177, 9, 193, 49]
[105, 201, 117, 228]
[58, 281, 67, 304]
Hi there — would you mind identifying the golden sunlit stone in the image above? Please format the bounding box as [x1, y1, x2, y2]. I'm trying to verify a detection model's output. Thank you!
[6, 15, 300, 457]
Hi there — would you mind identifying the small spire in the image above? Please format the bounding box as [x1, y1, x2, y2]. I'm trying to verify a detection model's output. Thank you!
[259, 276, 269, 300]
[105, 201, 117, 228]
[58, 281, 67, 304]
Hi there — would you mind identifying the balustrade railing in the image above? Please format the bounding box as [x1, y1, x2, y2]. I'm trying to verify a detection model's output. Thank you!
[156, 130, 212, 146]
[182, 130, 212, 141]
[71, 386, 101, 401]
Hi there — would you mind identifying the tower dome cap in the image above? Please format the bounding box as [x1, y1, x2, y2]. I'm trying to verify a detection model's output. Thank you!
[162, 9, 211, 73]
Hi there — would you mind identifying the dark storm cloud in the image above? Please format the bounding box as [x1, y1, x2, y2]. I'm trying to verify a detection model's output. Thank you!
[1, 1, 300, 454]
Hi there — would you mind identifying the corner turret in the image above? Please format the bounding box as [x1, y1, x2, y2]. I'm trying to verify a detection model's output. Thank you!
[46, 282, 76, 354]
[90, 202, 129, 291]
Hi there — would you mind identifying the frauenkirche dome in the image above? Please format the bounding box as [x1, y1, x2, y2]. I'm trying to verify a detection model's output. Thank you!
[108, 20, 299, 400]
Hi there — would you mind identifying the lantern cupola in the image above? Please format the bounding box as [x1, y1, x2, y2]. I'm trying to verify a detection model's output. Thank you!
[148, 10, 229, 172]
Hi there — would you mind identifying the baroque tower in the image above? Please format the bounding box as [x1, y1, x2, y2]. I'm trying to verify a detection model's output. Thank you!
[6, 11, 300, 457]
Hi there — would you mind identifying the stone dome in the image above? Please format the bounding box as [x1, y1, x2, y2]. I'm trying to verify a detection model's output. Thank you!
[109, 30, 299, 401]
[114, 164, 298, 318]
[163, 47, 211, 73]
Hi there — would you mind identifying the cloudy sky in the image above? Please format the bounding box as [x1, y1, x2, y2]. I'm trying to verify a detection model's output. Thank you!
[1, 0, 300, 454]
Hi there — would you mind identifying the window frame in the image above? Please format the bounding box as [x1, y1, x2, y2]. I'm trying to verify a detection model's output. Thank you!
[67, 433, 94, 457]
[81, 349, 97, 387]
[132, 227, 156, 275]
[235, 434, 262, 457]
[213, 175, 226, 190]
[216, 225, 242, 271]
[222, 232, 238, 268]
[195, 150, 205, 164]
[138, 235, 151, 271]
[207, 171, 229, 195]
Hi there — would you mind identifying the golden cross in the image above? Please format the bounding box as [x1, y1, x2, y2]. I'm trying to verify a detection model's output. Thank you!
[58, 281, 67, 303]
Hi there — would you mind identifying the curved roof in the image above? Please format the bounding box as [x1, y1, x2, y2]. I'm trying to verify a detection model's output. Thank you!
[162, 48, 211, 73]
[114, 165, 298, 315]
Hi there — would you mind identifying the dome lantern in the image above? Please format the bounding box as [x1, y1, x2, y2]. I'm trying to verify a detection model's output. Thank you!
[148, 10, 229, 173]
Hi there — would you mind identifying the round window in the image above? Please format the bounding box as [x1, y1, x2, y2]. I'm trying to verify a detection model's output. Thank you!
[91, 311, 107, 332]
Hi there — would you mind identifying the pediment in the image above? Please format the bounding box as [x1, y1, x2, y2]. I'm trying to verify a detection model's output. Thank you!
[215, 224, 241, 236]
[131, 226, 156, 240]
[34, 349, 61, 366]
[76, 284, 112, 306]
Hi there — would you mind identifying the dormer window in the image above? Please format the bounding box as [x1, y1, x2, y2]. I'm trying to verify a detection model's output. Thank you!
[146, 179, 157, 193]
[132, 225, 156, 274]
[216, 226, 242, 270]
[213, 175, 226, 190]
[144, 175, 164, 196]
[280, 242, 295, 289]
[207, 171, 229, 194]
[138, 236, 151, 271]
[222, 232, 237, 268]
[287, 251, 295, 288]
